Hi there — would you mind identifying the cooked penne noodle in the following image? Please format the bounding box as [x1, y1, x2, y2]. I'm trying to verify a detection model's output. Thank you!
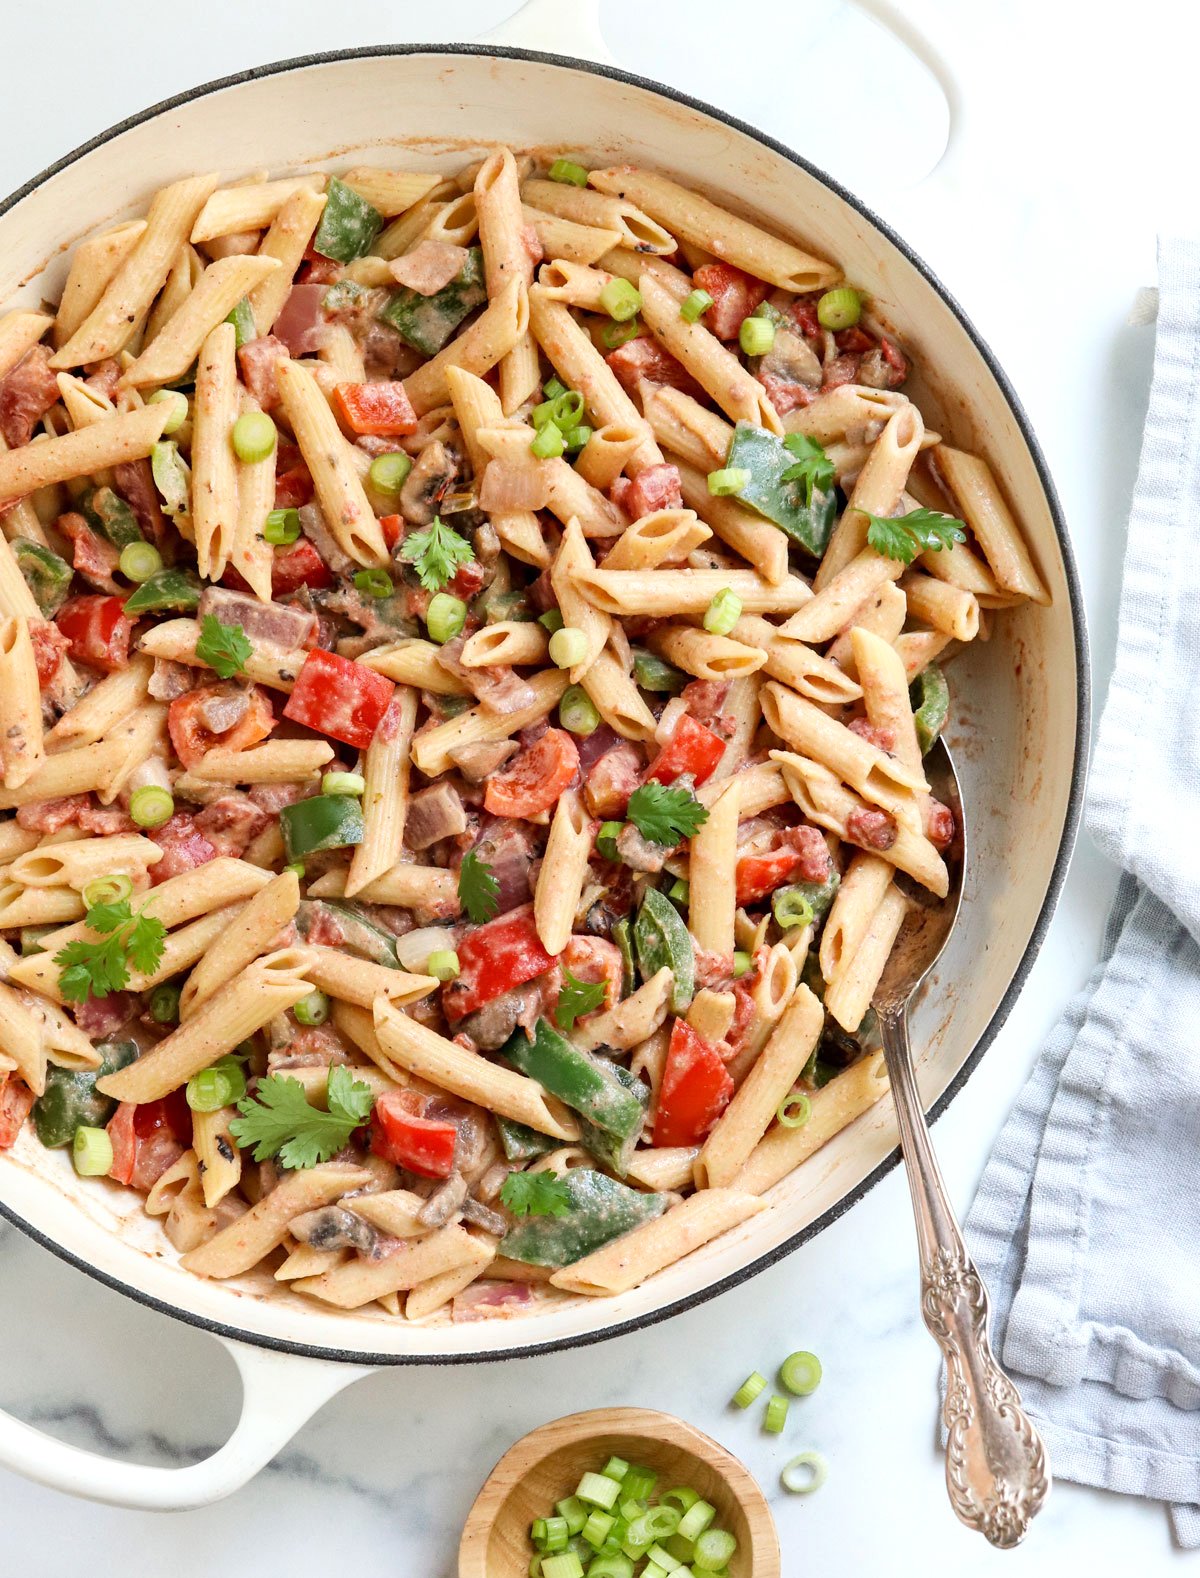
[181, 1164, 371, 1279]
[304, 947, 438, 1010]
[580, 645, 658, 741]
[360, 638, 471, 695]
[35, 858, 271, 953]
[181, 739, 334, 783]
[120, 255, 279, 388]
[0, 883, 84, 929]
[0, 314, 53, 384]
[403, 278, 527, 416]
[535, 789, 592, 955]
[0, 981, 50, 1096]
[53, 223, 146, 347]
[249, 185, 329, 334]
[601, 509, 710, 571]
[850, 627, 923, 775]
[346, 687, 418, 897]
[932, 446, 1050, 604]
[521, 178, 676, 254]
[231, 387, 276, 601]
[0, 402, 170, 503]
[815, 404, 925, 587]
[340, 167, 440, 216]
[536, 258, 613, 312]
[901, 569, 980, 642]
[640, 274, 782, 435]
[895, 629, 953, 681]
[522, 205, 622, 266]
[820, 852, 896, 984]
[577, 567, 810, 617]
[825, 581, 908, 674]
[552, 1189, 766, 1296]
[44, 654, 152, 754]
[410, 669, 568, 776]
[687, 777, 739, 958]
[404, 1239, 501, 1320]
[0, 618, 44, 789]
[823, 882, 909, 1032]
[649, 626, 766, 682]
[189, 321, 240, 580]
[575, 423, 644, 492]
[178, 869, 300, 1018]
[775, 548, 903, 644]
[192, 1106, 243, 1208]
[10, 833, 161, 890]
[671, 453, 790, 585]
[460, 621, 549, 668]
[294, 1223, 493, 1309]
[550, 517, 610, 681]
[475, 149, 541, 412]
[191, 176, 325, 242]
[575, 968, 673, 1054]
[307, 862, 461, 914]
[733, 614, 861, 706]
[732, 1051, 890, 1195]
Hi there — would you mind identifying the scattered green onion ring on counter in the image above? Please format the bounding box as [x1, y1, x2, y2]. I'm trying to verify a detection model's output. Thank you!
[530, 421, 566, 459]
[149, 982, 182, 1025]
[548, 159, 589, 186]
[764, 1394, 789, 1434]
[776, 1090, 812, 1129]
[733, 950, 753, 979]
[427, 949, 460, 982]
[706, 466, 750, 497]
[731, 1370, 767, 1408]
[600, 317, 639, 350]
[548, 626, 588, 669]
[425, 592, 468, 644]
[779, 1349, 823, 1396]
[231, 410, 277, 463]
[599, 278, 642, 322]
[558, 684, 600, 737]
[148, 387, 188, 433]
[816, 286, 862, 330]
[367, 451, 412, 497]
[702, 588, 742, 636]
[538, 608, 565, 633]
[293, 990, 331, 1027]
[354, 567, 394, 599]
[780, 1450, 829, 1495]
[72, 1126, 113, 1177]
[680, 288, 714, 324]
[81, 872, 133, 909]
[322, 771, 366, 797]
[263, 507, 301, 545]
[739, 313, 775, 357]
[119, 541, 163, 583]
[129, 785, 174, 829]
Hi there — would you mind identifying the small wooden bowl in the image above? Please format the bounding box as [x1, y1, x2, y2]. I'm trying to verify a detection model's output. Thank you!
[459, 1406, 779, 1578]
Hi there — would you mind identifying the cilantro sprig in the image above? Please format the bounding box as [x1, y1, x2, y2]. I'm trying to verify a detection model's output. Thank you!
[55, 899, 167, 1003]
[400, 515, 474, 592]
[865, 507, 967, 566]
[626, 781, 709, 848]
[195, 614, 253, 678]
[781, 432, 836, 507]
[458, 849, 500, 924]
[554, 968, 607, 1031]
[229, 1066, 375, 1170]
[500, 1169, 572, 1218]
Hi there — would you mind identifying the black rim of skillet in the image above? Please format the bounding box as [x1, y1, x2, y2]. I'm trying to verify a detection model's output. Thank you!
[0, 43, 1091, 1368]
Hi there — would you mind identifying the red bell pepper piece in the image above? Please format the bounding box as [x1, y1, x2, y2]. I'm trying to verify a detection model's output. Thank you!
[379, 513, 403, 550]
[270, 537, 332, 594]
[643, 714, 725, 788]
[735, 828, 832, 906]
[443, 902, 556, 1022]
[55, 595, 134, 673]
[652, 1018, 734, 1147]
[483, 728, 580, 820]
[282, 647, 395, 750]
[332, 381, 418, 437]
[371, 1090, 458, 1178]
[0, 1074, 34, 1150]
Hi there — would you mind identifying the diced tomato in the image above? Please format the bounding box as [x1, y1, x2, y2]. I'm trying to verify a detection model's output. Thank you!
[0, 1075, 34, 1150]
[443, 903, 556, 1022]
[55, 595, 134, 673]
[29, 619, 70, 688]
[275, 440, 314, 509]
[691, 262, 771, 340]
[167, 682, 276, 769]
[542, 936, 623, 1023]
[643, 714, 725, 788]
[483, 728, 580, 820]
[282, 647, 395, 749]
[106, 1103, 137, 1185]
[133, 1090, 192, 1145]
[653, 1019, 734, 1147]
[449, 557, 488, 600]
[332, 381, 418, 437]
[107, 1097, 190, 1190]
[605, 335, 700, 398]
[379, 513, 403, 550]
[271, 537, 332, 594]
[734, 826, 832, 906]
[371, 1090, 458, 1178]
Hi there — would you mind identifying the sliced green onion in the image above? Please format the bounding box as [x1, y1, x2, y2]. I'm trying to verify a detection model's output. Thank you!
[263, 507, 301, 545]
[354, 567, 393, 599]
[555, 1497, 587, 1536]
[733, 950, 753, 978]
[780, 1450, 828, 1494]
[529, 1559, 543, 1578]
[225, 296, 256, 348]
[118, 540, 163, 584]
[599, 278, 642, 322]
[538, 608, 565, 633]
[622, 1466, 657, 1503]
[231, 410, 277, 463]
[618, 1498, 648, 1523]
[659, 1489, 698, 1515]
[367, 451, 412, 497]
[773, 888, 814, 931]
[531, 421, 566, 459]
[540, 1555, 584, 1578]
[601, 1456, 629, 1483]
[425, 592, 468, 644]
[597, 820, 623, 860]
[149, 982, 182, 1025]
[581, 1510, 615, 1549]
[676, 1500, 715, 1542]
[702, 588, 742, 636]
[816, 287, 862, 330]
[707, 466, 750, 497]
[764, 1394, 789, 1433]
[693, 1528, 736, 1571]
[148, 388, 188, 434]
[548, 159, 589, 186]
[600, 317, 639, 350]
[777, 1090, 812, 1129]
[543, 377, 567, 400]
[129, 785, 174, 829]
[72, 1125, 113, 1177]
[644, 1546, 682, 1573]
[680, 288, 714, 324]
[779, 1349, 822, 1395]
[539, 1516, 570, 1552]
[536, 389, 585, 432]
[294, 990, 330, 1027]
[638, 1564, 668, 1578]
[427, 949, 460, 982]
[559, 684, 600, 737]
[322, 771, 366, 797]
[532, 1519, 550, 1551]
[583, 1556, 633, 1578]
[732, 1370, 767, 1408]
[564, 423, 592, 454]
[81, 872, 133, 910]
[548, 626, 588, 669]
[631, 1506, 681, 1542]
[667, 878, 689, 905]
[739, 314, 776, 357]
[577, 1471, 621, 1510]
[285, 861, 306, 878]
[186, 1063, 239, 1113]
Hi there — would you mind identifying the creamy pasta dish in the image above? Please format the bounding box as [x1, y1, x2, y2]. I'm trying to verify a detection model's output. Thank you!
[0, 150, 1048, 1320]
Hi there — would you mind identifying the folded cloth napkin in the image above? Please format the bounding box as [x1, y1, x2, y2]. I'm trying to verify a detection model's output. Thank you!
[965, 235, 1200, 1547]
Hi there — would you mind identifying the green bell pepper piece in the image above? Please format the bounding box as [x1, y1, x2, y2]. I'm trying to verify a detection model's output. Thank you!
[611, 917, 635, 999]
[32, 1040, 137, 1149]
[378, 247, 486, 356]
[83, 485, 142, 549]
[577, 1066, 649, 1176]
[724, 421, 837, 557]
[280, 796, 364, 861]
[910, 663, 950, 755]
[499, 1167, 668, 1269]
[13, 538, 72, 616]
[494, 1115, 557, 1163]
[632, 648, 686, 694]
[295, 898, 396, 966]
[312, 177, 382, 263]
[225, 296, 256, 348]
[633, 887, 694, 1011]
[476, 586, 534, 624]
[322, 279, 369, 313]
[502, 1019, 646, 1141]
[123, 567, 202, 615]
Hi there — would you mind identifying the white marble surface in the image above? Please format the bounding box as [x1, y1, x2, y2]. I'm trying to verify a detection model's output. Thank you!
[0, 0, 1189, 1570]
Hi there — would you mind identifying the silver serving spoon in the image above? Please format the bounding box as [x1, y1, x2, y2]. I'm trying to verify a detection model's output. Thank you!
[871, 740, 1050, 1549]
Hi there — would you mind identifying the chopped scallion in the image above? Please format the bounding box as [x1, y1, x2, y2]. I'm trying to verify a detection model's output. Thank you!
[739, 313, 776, 357]
[764, 1393, 789, 1433]
[600, 317, 639, 350]
[354, 567, 394, 599]
[777, 1090, 811, 1129]
[321, 772, 366, 797]
[693, 1527, 736, 1570]
[816, 286, 862, 330]
[599, 278, 642, 322]
[367, 451, 412, 497]
[148, 388, 188, 434]
[81, 873, 133, 910]
[72, 1125, 113, 1177]
[676, 1499, 715, 1542]
[129, 785, 174, 829]
[731, 1371, 767, 1408]
[149, 982, 182, 1025]
[733, 950, 753, 978]
[118, 540, 163, 584]
[702, 588, 741, 636]
[680, 288, 714, 323]
[548, 626, 588, 669]
[263, 508, 301, 545]
[548, 159, 589, 186]
[531, 421, 566, 459]
[779, 1349, 822, 1395]
[706, 466, 750, 497]
[426, 949, 460, 982]
[780, 1449, 828, 1494]
[577, 1471, 621, 1510]
[425, 592, 467, 644]
[231, 410, 277, 463]
[538, 608, 565, 633]
[558, 684, 600, 737]
[293, 990, 331, 1027]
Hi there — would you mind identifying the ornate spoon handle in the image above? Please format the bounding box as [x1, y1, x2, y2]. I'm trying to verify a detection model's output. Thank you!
[877, 1005, 1051, 1548]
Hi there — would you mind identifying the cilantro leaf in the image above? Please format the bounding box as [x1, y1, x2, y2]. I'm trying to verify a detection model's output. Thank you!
[86, 899, 133, 935]
[554, 968, 608, 1031]
[626, 782, 710, 848]
[458, 849, 500, 924]
[399, 515, 474, 592]
[229, 1069, 375, 1170]
[126, 913, 167, 975]
[500, 1169, 572, 1218]
[195, 614, 253, 679]
[54, 898, 167, 1002]
[865, 507, 967, 566]
[781, 432, 836, 507]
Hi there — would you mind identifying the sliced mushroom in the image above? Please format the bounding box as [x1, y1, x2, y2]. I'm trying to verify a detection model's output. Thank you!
[418, 1171, 469, 1227]
[290, 1204, 380, 1256]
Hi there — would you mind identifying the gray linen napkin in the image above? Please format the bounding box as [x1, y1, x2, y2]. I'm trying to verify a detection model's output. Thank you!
[964, 235, 1200, 1546]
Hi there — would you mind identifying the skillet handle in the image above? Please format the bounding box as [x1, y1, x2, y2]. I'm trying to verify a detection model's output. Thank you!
[0, 1336, 368, 1509]
[480, 0, 616, 65]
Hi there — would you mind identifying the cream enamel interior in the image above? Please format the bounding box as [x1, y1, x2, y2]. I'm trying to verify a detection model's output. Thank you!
[0, 49, 1084, 1362]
